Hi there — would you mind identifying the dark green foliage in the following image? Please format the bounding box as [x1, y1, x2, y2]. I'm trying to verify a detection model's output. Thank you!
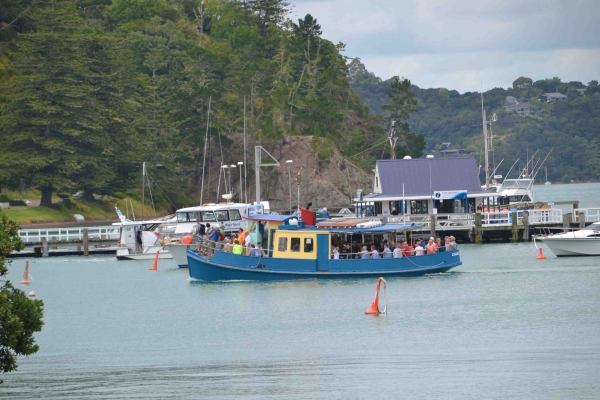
[512, 76, 533, 90]
[350, 60, 600, 183]
[1, 0, 391, 206]
[0, 213, 44, 383]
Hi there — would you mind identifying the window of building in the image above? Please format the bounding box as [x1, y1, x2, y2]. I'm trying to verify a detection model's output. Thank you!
[411, 200, 429, 215]
[229, 209, 241, 221]
[278, 237, 288, 252]
[291, 238, 300, 252]
[304, 237, 314, 253]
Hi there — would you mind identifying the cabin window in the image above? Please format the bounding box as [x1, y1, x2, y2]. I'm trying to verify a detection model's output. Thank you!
[278, 237, 288, 252]
[411, 200, 429, 215]
[215, 211, 228, 221]
[291, 238, 300, 252]
[201, 211, 216, 222]
[230, 210, 241, 221]
[177, 213, 186, 222]
[304, 238, 314, 253]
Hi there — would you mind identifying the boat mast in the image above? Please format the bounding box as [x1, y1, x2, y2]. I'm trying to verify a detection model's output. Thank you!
[200, 97, 212, 205]
[243, 96, 248, 204]
[481, 93, 490, 189]
[141, 162, 145, 221]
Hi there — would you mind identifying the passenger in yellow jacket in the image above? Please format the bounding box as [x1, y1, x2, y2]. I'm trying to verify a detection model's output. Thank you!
[232, 240, 244, 255]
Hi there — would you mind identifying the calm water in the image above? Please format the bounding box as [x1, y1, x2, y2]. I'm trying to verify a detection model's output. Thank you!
[1, 184, 600, 399]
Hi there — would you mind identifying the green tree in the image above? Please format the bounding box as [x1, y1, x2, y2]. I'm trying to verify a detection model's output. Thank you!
[0, 213, 44, 384]
[0, 0, 122, 205]
[512, 76, 533, 90]
[382, 76, 423, 157]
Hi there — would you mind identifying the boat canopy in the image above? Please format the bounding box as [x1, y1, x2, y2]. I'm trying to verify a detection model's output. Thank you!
[325, 223, 423, 234]
[242, 214, 296, 223]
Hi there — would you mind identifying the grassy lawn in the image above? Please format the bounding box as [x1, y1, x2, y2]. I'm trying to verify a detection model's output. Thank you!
[2, 198, 170, 224]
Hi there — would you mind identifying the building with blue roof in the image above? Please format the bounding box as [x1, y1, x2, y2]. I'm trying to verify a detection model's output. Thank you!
[356, 156, 499, 217]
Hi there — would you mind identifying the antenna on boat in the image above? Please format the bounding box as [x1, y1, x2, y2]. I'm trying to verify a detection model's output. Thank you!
[200, 97, 212, 205]
[481, 92, 490, 189]
[141, 162, 145, 221]
[243, 96, 248, 204]
[255, 146, 280, 203]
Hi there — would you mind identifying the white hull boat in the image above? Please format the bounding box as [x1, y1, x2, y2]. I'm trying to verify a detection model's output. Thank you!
[537, 223, 600, 257]
[116, 245, 173, 261]
[163, 243, 193, 267]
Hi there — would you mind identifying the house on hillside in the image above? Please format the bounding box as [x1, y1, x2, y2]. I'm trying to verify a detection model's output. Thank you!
[540, 92, 567, 102]
[505, 96, 530, 115]
[355, 157, 499, 217]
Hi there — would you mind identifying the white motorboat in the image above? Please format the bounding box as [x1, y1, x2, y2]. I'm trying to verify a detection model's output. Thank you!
[114, 219, 174, 261]
[537, 223, 600, 257]
[499, 178, 534, 204]
[163, 243, 193, 267]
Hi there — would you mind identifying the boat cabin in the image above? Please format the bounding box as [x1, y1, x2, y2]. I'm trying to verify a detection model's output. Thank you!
[175, 203, 265, 235]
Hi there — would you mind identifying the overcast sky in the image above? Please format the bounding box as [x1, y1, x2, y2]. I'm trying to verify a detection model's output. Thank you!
[291, 0, 600, 93]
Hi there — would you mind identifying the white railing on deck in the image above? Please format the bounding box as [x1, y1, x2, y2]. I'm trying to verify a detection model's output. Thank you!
[574, 208, 600, 223]
[528, 209, 562, 224]
[18, 226, 120, 243]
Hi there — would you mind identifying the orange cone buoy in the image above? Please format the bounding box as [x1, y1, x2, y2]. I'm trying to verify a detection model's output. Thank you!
[20, 260, 31, 284]
[365, 277, 387, 314]
[536, 247, 547, 260]
[149, 251, 159, 270]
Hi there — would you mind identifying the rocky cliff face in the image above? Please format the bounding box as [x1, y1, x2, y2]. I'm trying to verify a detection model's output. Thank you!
[198, 136, 373, 212]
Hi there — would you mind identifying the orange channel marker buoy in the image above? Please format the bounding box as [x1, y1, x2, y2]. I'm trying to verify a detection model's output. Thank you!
[536, 247, 547, 260]
[149, 251, 159, 271]
[20, 260, 31, 284]
[365, 277, 387, 315]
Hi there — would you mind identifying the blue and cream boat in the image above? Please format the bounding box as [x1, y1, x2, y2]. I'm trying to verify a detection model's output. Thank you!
[187, 212, 462, 282]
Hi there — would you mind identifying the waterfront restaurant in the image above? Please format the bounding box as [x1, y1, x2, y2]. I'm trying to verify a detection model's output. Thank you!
[355, 156, 500, 217]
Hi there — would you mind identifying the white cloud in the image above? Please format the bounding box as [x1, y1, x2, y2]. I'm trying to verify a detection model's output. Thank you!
[361, 49, 600, 92]
[290, 0, 600, 91]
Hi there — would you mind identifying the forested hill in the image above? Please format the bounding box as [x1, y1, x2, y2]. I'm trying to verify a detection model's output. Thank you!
[349, 59, 600, 183]
[0, 0, 384, 208]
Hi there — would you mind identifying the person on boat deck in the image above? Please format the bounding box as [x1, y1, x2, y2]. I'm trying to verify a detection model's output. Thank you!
[393, 244, 403, 258]
[370, 245, 380, 259]
[321, 208, 330, 218]
[223, 238, 233, 253]
[332, 246, 340, 260]
[232, 240, 243, 255]
[208, 226, 220, 254]
[256, 243, 266, 257]
[450, 236, 458, 250]
[391, 207, 399, 215]
[237, 228, 247, 246]
[352, 241, 361, 258]
[361, 245, 370, 259]
[382, 243, 392, 258]
[244, 231, 252, 253]
[426, 237, 437, 254]
[402, 242, 412, 257]
[248, 244, 258, 256]
[340, 242, 350, 259]
[193, 218, 206, 244]
[414, 240, 425, 256]
[219, 224, 225, 235]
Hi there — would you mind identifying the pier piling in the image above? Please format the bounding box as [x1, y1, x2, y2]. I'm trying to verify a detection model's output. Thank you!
[562, 213, 572, 233]
[511, 212, 519, 242]
[474, 213, 483, 244]
[523, 211, 530, 241]
[579, 212, 586, 229]
[42, 240, 49, 257]
[83, 229, 89, 256]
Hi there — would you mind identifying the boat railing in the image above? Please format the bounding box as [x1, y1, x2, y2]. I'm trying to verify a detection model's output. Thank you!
[195, 240, 456, 260]
[574, 208, 600, 223]
[18, 226, 120, 243]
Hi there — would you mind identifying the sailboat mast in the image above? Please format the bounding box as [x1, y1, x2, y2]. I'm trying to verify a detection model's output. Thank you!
[482, 93, 490, 189]
[141, 162, 146, 221]
[200, 97, 212, 205]
[243, 96, 248, 204]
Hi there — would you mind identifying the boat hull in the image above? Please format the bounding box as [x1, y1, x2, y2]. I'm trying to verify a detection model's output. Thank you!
[538, 237, 600, 257]
[187, 250, 462, 281]
[164, 243, 193, 267]
[116, 246, 172, 260]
